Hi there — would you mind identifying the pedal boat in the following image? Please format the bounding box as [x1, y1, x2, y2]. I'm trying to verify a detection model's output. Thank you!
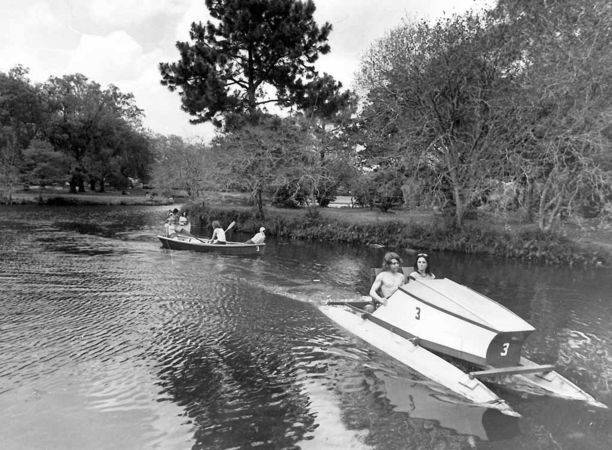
[157, 234, 265, 255]
[320, 276, 607, 417]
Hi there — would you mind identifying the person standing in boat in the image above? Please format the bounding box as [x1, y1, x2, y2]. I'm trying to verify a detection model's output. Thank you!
[210, 220, 227, 244]
[409, 253, 435, 280]
[245, 227, 266, 244]
[367, 252, 406, 312]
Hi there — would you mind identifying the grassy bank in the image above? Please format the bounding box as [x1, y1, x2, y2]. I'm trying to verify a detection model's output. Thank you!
[5, 189, 610, 267]
[186, 199, 611, 268]
[6, 189, 174, 206]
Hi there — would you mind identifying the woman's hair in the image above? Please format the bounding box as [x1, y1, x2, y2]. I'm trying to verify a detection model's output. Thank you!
[382, 252, 402, 271]
[211, 220, 221, 229]
[413, 253, 432, 275]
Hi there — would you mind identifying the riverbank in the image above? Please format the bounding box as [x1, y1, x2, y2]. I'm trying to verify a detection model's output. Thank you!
[6, 188, 175, 206]
[5, 189, 611, 267]
[185, 193, 612, 268]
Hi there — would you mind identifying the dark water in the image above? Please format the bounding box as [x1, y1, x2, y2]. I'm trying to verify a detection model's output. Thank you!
[1, 205, 611, 450]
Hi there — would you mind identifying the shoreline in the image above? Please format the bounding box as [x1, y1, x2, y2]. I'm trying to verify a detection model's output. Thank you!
[4, 190, 611, 267]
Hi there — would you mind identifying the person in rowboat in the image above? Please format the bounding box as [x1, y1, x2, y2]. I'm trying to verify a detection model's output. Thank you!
[409, 253, 435, 280]
[210, 220, 227, 244]
[245, 227, 266, 244]
[164, 208, 180, 236]
[366, 252, 406, 312]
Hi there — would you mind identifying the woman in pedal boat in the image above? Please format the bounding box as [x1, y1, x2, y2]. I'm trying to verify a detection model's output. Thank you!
[409, 253, 435, 280]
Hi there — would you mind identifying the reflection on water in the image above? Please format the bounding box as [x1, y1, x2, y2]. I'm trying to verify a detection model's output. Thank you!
[0, 204, 611, 449]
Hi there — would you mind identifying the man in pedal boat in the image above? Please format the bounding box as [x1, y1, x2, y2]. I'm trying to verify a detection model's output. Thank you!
[366, 252, 406, 312]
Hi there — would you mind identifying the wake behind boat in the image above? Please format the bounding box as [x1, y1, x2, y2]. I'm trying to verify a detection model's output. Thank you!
[320, 275, 607, 417]
[158, 234, 265, 255]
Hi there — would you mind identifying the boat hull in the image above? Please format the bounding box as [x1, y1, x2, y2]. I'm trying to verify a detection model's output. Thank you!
[322, 300, 607, 411]
[319, 304, 520, 417]
[157, 235, 265, 255]
[374, 278, 534, 367]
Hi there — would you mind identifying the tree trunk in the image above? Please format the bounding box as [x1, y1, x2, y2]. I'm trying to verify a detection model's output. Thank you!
[453, 185, 465, 228]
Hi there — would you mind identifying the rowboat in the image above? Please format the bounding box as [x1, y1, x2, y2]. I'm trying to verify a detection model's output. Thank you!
[320, 273, 607, 417]
[157, 234, 265, 255]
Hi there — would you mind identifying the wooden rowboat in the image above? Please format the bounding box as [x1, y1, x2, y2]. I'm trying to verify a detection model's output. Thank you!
[157, 234, 265, 255]
[320, 274, 607, 416]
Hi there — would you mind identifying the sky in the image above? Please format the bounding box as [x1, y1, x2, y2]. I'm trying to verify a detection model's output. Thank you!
[0, 0, 494, 141]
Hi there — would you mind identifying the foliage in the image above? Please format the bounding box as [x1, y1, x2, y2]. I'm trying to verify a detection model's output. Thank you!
[211, 115, 334, 217]
[488, 0, 612, 231]
[159, 0, 350, 127]
[351, 168, 405, 212]
[0, 66, 47, 201]
[42, 74, 149, 192]
[356, 2, 612, 230]
[149, 135, 219, 199]
[21, 139, 72, 188]
[357, 12, 517, 226]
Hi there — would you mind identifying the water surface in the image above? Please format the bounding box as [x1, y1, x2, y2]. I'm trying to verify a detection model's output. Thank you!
[1, 205, 611, 449]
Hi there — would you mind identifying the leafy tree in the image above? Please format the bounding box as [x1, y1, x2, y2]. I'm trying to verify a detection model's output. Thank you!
[159, 0, 349, 127]
[0, 66, 46, 202]
[149, 135, 219, 199]
[42, 74, 148, 192]
[489, 0, 612, 230]
[21, 139, 72, 192]
[211, 115, 322, 218]
[357, 13, 523, 226]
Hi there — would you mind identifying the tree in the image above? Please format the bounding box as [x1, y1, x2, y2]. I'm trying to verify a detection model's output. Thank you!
[211, 116, 320, 217]
[42, 74, 148, 192]
[149, 135, 219, 199]
[357, 13, 517, 226]
[488, 0, 612, 230]
[0, 66, 46, 202]
[21, 139, 72, 193]
[159, 0, 348, 127]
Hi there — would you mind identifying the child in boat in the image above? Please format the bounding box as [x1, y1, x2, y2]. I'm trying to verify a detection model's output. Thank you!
[176, 212, 191, 235]
[164, 208, 180, 236]
[409, 253, 435, 280]
[245, 227, 265, 244]
[366, 252, 406, 312]
[210, 220, 227, 244]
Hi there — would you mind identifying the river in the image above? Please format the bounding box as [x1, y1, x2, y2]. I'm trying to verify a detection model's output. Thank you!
[1, 205, 611, 450]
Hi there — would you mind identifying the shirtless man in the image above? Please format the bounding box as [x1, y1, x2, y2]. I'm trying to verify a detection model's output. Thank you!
[367, 252, 406, 311]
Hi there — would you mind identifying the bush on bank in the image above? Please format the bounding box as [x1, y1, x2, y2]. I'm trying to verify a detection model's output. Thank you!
[185, 204, 608, 267]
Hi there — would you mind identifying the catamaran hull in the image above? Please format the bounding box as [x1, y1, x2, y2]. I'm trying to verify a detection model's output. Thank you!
[499, 358, 607, 409]
[319, 305, 520, 417]
[321, 303, 607, 412]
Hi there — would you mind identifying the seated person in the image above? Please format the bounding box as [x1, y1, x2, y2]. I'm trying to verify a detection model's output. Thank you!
[245, 227, 266, 244]
[210, 220, 227, 244]
[164, 209, 180, 236]
[409, 253, 435, 280]
[366, 252, 406, 312]
[176, 212, 191, 235]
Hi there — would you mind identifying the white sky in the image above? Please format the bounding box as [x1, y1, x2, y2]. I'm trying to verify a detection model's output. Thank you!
[0, 0, 494, 141]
